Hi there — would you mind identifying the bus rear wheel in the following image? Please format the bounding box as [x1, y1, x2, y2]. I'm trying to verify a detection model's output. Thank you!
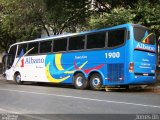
[90, 73, 102, 90]
[14, 73, 23, 85]
[73, 73, 88, 90]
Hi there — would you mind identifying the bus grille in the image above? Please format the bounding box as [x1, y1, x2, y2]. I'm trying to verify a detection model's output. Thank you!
[107, 64, 124, 82]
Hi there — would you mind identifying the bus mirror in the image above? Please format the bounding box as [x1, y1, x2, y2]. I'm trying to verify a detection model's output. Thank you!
[2, 52, 8, 64]
[2, 52, 13, 69]
[2, 51, 8, 59]
[2, 52, 8, 75]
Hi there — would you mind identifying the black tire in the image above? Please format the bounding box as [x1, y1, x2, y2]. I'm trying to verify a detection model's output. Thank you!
[90, 73, 102, 90]
[14, 73, 23, 85]
[73, 73, 88, 90]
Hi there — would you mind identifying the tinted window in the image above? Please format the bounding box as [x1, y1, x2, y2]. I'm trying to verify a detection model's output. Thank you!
[8, 45, 17, 58]
[134, 27, 156, 45]
[108, 29, 125, 47]
[53, 38, 67, 52]
[40, 40, 52, 53]
[8, 45, 17, 68]
[69, 36, 85, 50]
[87, 32, 106, 49]
[28, 42, 39, 54]
[17, 44, 27, 57]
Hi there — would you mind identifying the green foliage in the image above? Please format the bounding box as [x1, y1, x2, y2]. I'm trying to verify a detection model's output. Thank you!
[89, 7, 135, 29]
[44, 0, 90, 34]
[0, 0, 160, 51]
[88, 0, 160, 38]
[0, 0, 91, 51]
[133, 1, 160, 35]
[0, 0, 44, 50]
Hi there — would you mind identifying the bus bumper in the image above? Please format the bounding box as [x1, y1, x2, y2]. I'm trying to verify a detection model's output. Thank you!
[129, 75, 156, 85]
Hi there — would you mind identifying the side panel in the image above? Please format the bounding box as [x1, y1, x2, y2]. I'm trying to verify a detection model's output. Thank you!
[12, 47, 126, 86]
[13, 56, 46, 82]
[44, 48, 126, 85]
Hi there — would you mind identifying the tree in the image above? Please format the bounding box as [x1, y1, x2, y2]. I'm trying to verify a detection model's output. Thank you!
[88, 0, 160, 38]
[89, 7, 135, 29]
[0, 0, 91, 51]
[133, 1, 160, 36]
[44, 0, 91, 35]
[0, 24, 16, 51]
[0, 0, 45, 51]
[0, 0, 160, 51]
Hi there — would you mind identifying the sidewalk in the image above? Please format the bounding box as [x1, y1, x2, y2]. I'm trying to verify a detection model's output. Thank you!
[143, 83, 160, 93]
[144, 76, 160, 93]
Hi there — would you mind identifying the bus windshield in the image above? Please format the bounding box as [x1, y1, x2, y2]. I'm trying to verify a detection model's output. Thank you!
[133, 26, 156, 45]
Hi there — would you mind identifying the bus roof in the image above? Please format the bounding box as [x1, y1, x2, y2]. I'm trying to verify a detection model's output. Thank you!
[10, 23, 143, 47]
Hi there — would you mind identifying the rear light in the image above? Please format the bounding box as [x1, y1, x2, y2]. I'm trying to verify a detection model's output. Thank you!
[143, 73, 148, 76]
[129, 62, 134, 73]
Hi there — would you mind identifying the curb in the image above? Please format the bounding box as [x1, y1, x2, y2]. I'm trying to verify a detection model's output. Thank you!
[143, 85, 160, 93]
[105, 85, 160, 93]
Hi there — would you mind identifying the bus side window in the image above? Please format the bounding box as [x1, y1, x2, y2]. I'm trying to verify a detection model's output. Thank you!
[86, 32, 106, 49]
[108, 29, 125, 47]
[53, 38, 67, 52]
[28, 42, 39, 55]
[40, 40, 52, 53]
[69, 36, 85, 50]
[17, 44, 27, 57]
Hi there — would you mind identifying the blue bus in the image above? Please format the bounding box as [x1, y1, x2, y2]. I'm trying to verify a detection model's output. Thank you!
[2, 23, 156, 90]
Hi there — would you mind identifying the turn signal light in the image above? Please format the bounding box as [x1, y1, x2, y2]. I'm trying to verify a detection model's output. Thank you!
[129, 62, 134, 73]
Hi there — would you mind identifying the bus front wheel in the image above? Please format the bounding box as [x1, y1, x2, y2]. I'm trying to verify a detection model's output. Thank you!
[73, 73, 88, 90]
[14, 73, 23, 85]
[90, 73, 102, 90]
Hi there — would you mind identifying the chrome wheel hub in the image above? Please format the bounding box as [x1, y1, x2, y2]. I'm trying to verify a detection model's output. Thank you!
[76, 76, 83, 87]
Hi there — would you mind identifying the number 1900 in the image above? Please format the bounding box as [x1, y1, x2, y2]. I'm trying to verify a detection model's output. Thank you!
[105, 52, 120, 58]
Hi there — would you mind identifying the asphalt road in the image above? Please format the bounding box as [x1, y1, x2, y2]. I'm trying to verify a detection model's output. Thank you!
[0, 76, 160, 120]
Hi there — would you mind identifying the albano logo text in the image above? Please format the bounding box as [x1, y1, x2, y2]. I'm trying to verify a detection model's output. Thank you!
[25, 57, 44, 64]
[136, 43, 155, 51]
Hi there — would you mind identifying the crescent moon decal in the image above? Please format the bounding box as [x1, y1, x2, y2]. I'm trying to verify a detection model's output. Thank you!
[45, 62, 70, 83]
[45, 54, 90, 83]
[55, 54, 88, 74]
[55, 54, 64, 70]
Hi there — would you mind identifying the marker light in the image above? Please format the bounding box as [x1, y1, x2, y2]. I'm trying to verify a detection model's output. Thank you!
[129, 62, 134, 73]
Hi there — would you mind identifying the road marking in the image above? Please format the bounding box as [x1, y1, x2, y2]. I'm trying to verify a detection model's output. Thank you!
[0, 88, 160, 109]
